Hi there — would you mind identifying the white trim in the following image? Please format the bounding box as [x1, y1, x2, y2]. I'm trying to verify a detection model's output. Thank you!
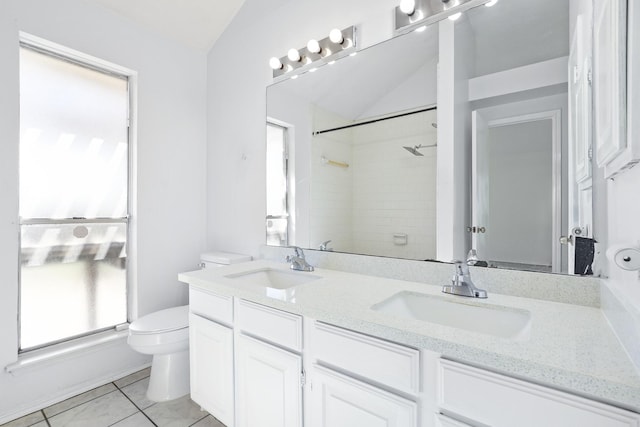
[6, 328, 129, 374]
[468, 57, 569, 102]
[0, 361, 150, 425]
[19, 32, 135, 77]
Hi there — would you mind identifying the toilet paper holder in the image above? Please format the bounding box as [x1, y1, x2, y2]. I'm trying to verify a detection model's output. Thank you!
[606, 245, 640, 271]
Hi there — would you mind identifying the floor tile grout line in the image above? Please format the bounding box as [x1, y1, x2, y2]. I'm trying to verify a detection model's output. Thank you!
[105, 410, 151, 427]
[40, 410, 51, 427]
[40, 383, 119, 422]
[187, 412, 211, 427]
[112, 380, 158, 426]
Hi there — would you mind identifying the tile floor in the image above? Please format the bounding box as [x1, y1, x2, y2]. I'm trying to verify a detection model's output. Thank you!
[1, 368, 226, 427]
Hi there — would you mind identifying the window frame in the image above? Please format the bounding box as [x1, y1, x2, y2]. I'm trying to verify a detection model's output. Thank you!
[266, 120, 291, 246]
[17, 34, 135, 353]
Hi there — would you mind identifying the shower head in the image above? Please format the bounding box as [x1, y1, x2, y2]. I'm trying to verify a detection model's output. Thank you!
[403, 145, 425, 156]
[403, 143, 437, 156]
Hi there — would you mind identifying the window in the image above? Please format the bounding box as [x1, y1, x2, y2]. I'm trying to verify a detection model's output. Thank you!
[266, 122, 289, 246]
[19, 43, 130, 351]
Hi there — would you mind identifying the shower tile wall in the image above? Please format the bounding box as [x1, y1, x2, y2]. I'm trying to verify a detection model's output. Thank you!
[311, 106, 354, 252]
[311, 106, 437, 260]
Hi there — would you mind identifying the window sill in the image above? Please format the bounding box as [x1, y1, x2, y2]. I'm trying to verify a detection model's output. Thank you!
[5, 326, 130, 374]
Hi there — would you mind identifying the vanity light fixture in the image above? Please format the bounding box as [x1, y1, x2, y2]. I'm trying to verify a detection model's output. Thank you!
[269, 57, 283, 70]
[329, 28, 345, 44]
[307, 39, 321, 54]
[269, 26, 357, 81]
[395, 0, 496, 34]
[287, 48, 301, 62]
[399, 0, 416, 16]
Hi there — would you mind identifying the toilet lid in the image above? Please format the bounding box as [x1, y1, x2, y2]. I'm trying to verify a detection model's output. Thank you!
[130, 305, 189, 334]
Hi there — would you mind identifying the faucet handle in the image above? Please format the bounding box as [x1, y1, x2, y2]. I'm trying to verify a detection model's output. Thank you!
[320, 240, 332, 251]
[452, 260, 468, 274]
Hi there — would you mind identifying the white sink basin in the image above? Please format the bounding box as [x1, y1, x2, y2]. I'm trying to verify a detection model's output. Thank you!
[371, 291, 531, 341]
[224, 268, 321, 301]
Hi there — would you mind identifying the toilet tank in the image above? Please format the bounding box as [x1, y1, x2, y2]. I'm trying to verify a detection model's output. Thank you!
[200, 251, 252, 269]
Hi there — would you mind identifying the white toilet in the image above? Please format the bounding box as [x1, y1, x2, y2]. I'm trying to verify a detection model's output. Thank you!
[128, 251, 251, 402]
[128, 305, 190, 401]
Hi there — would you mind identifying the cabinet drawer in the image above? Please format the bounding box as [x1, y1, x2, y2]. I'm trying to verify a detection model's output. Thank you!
[189, 287, 233, 326]
[312, 322, 420, 394]
[236, 299, 302, 352]
[439, 360, 640, 427]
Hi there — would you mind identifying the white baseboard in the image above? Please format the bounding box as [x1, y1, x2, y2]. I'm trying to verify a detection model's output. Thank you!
[0, 362, 151, 425]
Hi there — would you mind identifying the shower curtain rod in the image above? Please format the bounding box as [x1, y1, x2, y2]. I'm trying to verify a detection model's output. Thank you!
[312, 106, 437, 136]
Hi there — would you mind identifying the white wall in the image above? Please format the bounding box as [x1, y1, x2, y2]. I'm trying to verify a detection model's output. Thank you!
[606, 166, 640, 306]
[437, 19, 474, 262]
[0, 0, 207, 420]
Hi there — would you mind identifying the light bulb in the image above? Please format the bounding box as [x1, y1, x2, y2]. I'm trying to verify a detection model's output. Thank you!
[307, 39, 321, 54]
[269, 57, 282, 70]
[329, 28, 344, 44]
[287, 48, 301, 62]
[399, 0, 416, 15]
[485, 0, 498, 6]
[448, 12, 462, 21]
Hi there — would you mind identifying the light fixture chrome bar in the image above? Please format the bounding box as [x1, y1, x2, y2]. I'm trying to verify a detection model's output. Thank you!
[271, 26, 358, 81]
[394, 0, 493, 35]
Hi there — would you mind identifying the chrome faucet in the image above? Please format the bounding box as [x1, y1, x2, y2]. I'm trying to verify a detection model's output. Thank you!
[286, 247, 314, 272]
[442, 261, 487, 298]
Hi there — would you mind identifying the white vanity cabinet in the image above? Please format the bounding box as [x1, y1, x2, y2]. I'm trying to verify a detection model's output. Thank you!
[187, 283, 639, 427]
[308, 322, 420, 427]
[438, 360, 640, 427]
[188, 288, 235, 427]
[188, 289, 304, 427]
[234, 299, 303, 427]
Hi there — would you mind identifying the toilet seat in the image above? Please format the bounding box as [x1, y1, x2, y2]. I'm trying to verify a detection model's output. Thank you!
[128, 305, 189, 356]
[130, 305, 188, 335]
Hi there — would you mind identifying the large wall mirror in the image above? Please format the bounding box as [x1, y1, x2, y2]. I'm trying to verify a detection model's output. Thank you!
[266, 0, 611, 276]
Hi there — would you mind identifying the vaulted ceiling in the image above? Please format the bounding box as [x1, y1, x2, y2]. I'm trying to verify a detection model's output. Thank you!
[92, 0, 246, 51]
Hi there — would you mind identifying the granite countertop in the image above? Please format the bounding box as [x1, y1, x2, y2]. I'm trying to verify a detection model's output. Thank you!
[178, 259, 640, 412]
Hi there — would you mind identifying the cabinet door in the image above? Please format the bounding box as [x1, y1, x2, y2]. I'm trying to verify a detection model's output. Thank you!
[310, 365, 417, 427]
[593, 0, 627, 172]
[236, 334, 302, 427]
[189, 313, 234, 427]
